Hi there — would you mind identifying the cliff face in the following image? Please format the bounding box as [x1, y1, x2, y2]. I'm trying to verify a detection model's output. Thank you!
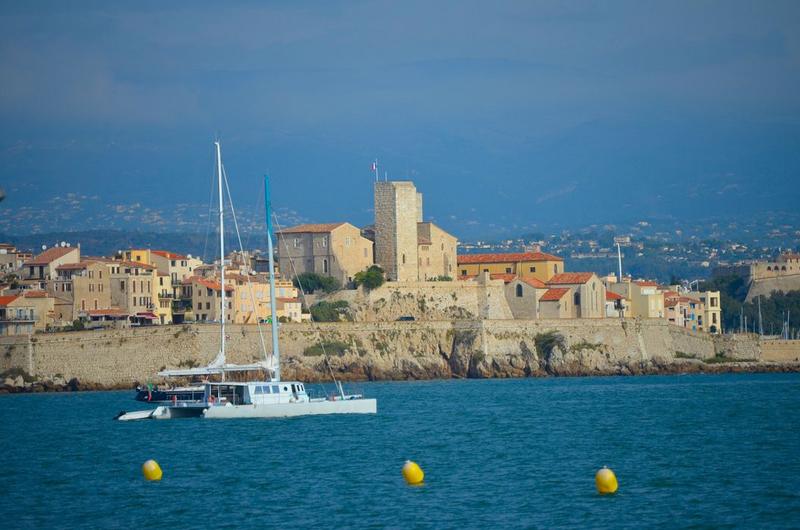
[0, 318, 773, 388]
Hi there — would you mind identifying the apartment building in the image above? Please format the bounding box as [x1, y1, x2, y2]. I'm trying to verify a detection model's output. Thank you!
[457, 252, 564, 283]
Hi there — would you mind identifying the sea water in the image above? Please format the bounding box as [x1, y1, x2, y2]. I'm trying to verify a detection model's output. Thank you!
[2, 374, 800, 529]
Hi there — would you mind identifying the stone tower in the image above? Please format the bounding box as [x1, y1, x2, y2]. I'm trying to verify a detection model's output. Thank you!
[374, 181, 420, 281]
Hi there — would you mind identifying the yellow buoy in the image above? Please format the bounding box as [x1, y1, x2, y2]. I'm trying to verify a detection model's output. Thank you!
[142, 459, 163, 481]
[595, 466, 618, 494]
[402, 460, 424, 485]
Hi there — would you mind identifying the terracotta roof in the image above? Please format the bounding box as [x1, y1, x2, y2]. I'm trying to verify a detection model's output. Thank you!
[118, 260, 156, 270]
[193, 277, 234, 292]
[55, 262, 89, 271]
[519, 277, 546, 289]
[634, 280, 658, 287]
[24, 247, 77, 266]
[457, 252, 563, 264]
[548, 272, 594, 285]
[277, 297, 300, 303]
[152, 250, 187, 260]
[540, 288, 570, 302]
[23, 290, 49, 298]
[276, 223, 346, 234]
[606, 291, 624, 301]
[665, 299, 679, 308]
[0, 295, 19, 306]
[490, 273, 517, 283]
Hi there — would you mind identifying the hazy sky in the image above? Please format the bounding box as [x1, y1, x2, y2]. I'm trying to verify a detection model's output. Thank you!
[1, 1, 799, 237]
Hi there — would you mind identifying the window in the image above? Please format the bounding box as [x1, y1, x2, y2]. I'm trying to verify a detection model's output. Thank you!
[554, 265, 559, 274]
[461, 269, 467, 276]
[516, 284, 523, 297]
[197, 303, 201, 310]
[345, 237, 352, 247]
[402, 254, 406, 264]
[81, 299, 85, 310]
[505, 267, 512, 273]
[94, 300, 98, 310]
[121, 280, 125, 291]
[483, 269, 489, 273]
[574, 292, 581, 306]
[293, 238, 300, 248]
[206, 302, 210, 310]
[323, 259, 329, 274]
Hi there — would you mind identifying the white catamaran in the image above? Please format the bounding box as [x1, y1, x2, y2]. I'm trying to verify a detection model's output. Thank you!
[117, 142, 376, 420]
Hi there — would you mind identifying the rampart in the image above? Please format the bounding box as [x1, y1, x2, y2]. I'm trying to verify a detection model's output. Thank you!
[0, 318, 773, 387]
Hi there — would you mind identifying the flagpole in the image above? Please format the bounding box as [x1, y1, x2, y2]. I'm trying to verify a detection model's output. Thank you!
[374, 158, 378, 182]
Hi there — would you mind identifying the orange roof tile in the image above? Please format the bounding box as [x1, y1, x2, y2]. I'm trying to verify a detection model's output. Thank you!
[276, 223, 346, 234]
[540, 288, 570, 301]
[152, 250, 188, 260]
[118, 260, 156, 270]
[193, 277, 234, 292]
[0, 295, 19, 306]
[519, 277, 546, 289]
[23, 290, 49, 298]
[457, 252, 563, 264]
[490, 273, 517, 283]
[548, 272, 594, 285]
[23, 247, 77, 266]
[606, 291, 624, 301]
[635, 280, 658, 287]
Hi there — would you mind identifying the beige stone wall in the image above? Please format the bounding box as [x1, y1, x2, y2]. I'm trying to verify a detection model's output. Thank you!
[761, 340, 800, 362]
[374, 181, 419, 281]
[417, 223, 457, 280]
[504, 280, 542, 319]
[0, 317, 765, 386]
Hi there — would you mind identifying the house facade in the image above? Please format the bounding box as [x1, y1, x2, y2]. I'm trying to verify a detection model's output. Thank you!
[457, 252, 564, 283]
[276, 222, 374, 286]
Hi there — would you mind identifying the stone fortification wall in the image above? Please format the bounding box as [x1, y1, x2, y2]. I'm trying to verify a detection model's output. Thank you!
[746, 275, 800, 301]
[0, 318, 766, 387]
[761, 340, 800, 363]
[329, 280, 513, 321]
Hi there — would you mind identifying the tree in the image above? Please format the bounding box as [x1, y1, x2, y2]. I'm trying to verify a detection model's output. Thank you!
[309, 301, 350, 322]
[354, 265, 385, 290]
[293, 272, 340, 294]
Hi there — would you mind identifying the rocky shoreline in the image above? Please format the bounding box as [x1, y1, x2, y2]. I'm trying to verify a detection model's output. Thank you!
[2, 359, 798, 395]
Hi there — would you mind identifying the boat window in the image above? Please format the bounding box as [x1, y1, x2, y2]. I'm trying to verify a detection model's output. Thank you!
[262, 385, 271, 394]
[283, 386, 288, 392]
[254, 386, 263, 394]
[272, 385, 279, 393]
[291, 384, 296, 392]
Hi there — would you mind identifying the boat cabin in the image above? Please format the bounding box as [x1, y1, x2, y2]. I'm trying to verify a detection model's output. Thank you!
[205, 381, 309, 406]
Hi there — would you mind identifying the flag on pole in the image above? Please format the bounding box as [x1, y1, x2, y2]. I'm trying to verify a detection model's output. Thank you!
[371, 162, 377, 171]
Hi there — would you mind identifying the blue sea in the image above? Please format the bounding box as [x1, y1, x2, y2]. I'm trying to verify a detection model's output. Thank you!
[2, 374, 800, 529]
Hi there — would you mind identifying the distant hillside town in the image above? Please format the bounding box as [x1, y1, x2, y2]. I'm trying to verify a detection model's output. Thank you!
[1, 180, 724, 336]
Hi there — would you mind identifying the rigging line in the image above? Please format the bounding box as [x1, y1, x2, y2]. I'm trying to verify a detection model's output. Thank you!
[220, 162, 270, 371]
[272, 214, 343, 398]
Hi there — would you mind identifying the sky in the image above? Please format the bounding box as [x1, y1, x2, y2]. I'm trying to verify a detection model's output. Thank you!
[1, 1, 799, 238]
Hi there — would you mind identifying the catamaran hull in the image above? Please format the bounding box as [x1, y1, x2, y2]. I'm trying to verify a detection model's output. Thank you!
[116, 399, 376, 421]
[202, 398, 377, 419]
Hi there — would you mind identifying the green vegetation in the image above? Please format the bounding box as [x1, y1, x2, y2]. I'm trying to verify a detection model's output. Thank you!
[293, 273, 340, 294]
[431, 275, 453, 281]
[569, 340, 604, 353]
[354, 265, 385, 290]
[703, 354, 755, 364]
[674, 351, 696, 359]
[303, 340, 350, 357]
[177, 359, 199, 368]
[70, 319, 85, 332]
[309, 300, 350, 322]
[0, 367, 35, 383]
[534, 331, 566, 360]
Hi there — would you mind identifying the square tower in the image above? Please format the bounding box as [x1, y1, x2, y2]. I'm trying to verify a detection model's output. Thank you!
[374, 181, 420, 281]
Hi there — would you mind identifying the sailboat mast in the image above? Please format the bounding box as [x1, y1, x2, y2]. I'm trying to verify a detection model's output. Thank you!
[264, 175, 281, 382]
[216, 141, 226, 369]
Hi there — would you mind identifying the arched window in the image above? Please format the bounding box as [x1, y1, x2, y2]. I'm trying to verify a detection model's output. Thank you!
[323, 259, 329, 274]
[767, 266, 772, 271]
[574, 292, 581, 306]
[516, 284, 523, 297]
